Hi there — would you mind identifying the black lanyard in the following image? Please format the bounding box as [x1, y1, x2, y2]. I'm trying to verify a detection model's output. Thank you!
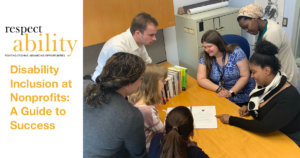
[216, 52, 226, 86]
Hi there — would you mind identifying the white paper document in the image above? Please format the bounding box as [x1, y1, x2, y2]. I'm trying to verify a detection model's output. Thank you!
[191, 106, 217, 128]
[166, 106, 217, 129]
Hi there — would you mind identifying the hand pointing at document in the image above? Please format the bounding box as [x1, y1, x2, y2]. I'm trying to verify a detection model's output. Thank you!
[216, 114, 230, 124]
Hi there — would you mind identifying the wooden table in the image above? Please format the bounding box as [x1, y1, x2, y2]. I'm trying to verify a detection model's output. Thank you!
[158, 62, 300, 158]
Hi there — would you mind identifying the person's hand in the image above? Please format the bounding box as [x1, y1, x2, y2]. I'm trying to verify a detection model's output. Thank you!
[215, 114, 230, 124]
[218, 88, 231, 98]
[239, 105, 249, 117]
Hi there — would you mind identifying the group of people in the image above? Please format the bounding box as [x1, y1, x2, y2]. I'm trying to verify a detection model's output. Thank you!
[84, 52, 208, 158]
[83, 4, 300, 158]
[198, 3, 300, 148]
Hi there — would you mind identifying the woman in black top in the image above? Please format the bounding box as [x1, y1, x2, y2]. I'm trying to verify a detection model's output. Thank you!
[216, 40, 300, 147]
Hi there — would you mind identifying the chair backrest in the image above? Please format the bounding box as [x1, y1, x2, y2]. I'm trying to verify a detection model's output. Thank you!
[222, 34, 250, 59]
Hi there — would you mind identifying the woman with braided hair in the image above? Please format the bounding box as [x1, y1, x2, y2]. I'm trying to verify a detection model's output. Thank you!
[148, 106, 209, 158]
[83, 52, 147, 158]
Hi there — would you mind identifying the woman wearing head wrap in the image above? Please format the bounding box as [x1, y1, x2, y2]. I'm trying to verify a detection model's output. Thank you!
[237, 4, 300, 87]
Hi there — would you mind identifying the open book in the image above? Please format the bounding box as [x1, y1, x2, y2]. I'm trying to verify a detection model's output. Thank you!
[167, 106, 217, 129]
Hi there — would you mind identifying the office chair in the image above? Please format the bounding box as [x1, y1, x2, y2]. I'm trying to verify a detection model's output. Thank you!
[222, 34, 250, 59]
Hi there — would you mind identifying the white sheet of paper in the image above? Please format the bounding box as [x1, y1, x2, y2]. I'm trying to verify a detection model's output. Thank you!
[191, 106, 217, 129]
[166, 106, 217, 129]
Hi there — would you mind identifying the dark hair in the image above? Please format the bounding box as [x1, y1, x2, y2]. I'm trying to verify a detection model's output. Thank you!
[161, 106, 194, 158]
[201, 30, 238, 77]
[250, 40, 281, 75]
[237, 16, 253, 22]
[130, 12, 158, 35]
[84, 52, 146, 107]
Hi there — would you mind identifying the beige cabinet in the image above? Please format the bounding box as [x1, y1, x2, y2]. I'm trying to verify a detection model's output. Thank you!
[175, 7, 241, 78]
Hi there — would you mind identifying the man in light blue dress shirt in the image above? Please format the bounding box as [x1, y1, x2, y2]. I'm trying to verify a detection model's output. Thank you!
[92, 12, 158, 81]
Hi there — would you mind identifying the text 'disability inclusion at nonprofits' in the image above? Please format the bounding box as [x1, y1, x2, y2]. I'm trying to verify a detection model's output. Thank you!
[9, 65, 72, 130]
[6, 25, 78, 131]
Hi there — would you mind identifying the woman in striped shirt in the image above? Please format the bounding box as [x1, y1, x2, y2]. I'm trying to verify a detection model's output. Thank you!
[129, 64, 168, 151]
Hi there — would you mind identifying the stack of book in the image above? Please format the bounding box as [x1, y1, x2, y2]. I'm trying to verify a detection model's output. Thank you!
[161, 65, 187, 104]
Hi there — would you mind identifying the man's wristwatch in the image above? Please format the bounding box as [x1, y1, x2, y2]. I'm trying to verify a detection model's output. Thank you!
[229, 90, 235, 97]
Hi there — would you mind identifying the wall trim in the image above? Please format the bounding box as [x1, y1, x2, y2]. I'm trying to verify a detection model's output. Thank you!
[292, 0, 300, 63]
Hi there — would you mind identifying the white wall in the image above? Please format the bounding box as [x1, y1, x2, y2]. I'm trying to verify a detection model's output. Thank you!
[282, 0, 296, 39]
[164, 0, 207, 66]
[163, 27, 178, 65]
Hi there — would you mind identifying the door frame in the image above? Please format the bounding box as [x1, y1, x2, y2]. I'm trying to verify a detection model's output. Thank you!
[292, 0, 300, 65]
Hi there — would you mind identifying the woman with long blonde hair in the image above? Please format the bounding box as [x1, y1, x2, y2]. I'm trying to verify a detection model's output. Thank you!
[129, 64, 168, 151]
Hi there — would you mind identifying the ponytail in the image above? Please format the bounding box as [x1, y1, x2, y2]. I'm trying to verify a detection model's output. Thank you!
[161, 128, 188, 158]
[160, 106, 194, 158]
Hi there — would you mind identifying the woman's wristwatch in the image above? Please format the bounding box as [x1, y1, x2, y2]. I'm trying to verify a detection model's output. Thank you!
[216, 86, 222, 93]
[229, 90, 235, 97]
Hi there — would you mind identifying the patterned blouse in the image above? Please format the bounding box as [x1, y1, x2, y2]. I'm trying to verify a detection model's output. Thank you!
[135, 105, 164, 151]
[199, 47, 255, 104]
